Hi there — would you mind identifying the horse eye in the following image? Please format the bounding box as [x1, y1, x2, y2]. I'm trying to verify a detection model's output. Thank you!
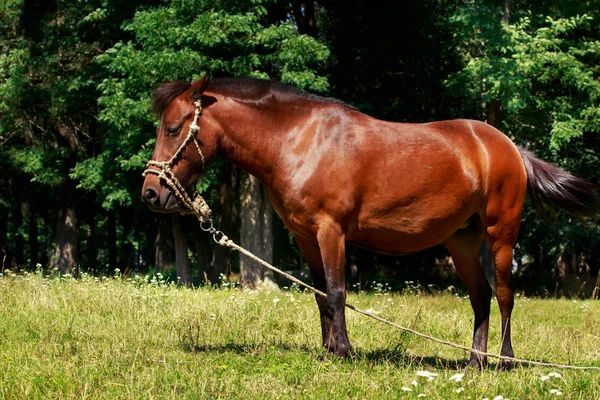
[166, 126, 180, 136]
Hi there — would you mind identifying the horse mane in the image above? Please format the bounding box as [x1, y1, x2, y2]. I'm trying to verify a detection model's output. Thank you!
[152, 77, 353, 115]
[152, 81, 192, 115]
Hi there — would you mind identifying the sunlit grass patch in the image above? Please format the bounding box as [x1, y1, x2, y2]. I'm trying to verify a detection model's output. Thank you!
[0, 272, 598, 399]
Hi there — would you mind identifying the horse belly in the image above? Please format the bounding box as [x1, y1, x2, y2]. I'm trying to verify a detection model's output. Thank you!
[348, 168, 480, 254]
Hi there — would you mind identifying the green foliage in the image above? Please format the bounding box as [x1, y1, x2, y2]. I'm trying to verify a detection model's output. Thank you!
[446, 1, 600, 285]
[447, 5, 600, 153]
[84, 0, 330, 211]
[2, 0, 599, 287]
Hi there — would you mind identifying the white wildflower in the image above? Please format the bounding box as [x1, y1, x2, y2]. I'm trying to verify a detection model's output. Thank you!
[541, 375, 550, 381]
[417, 394, 426, 398]
[273, 297, 280, 305]
[549, 389, 562, 396]
[411, 380, 418, 387]
[415, 370, 438, 381]
[455, 387, 464, 393]
[449, 373, 464, 382]
[493, 396, 504, 400]
[415, 371, 438, 378]
[547, 372, 562, 379]
[401, 387, 412, 392]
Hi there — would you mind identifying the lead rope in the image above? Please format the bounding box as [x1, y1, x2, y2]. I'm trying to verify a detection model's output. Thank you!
[143, 100, 600, 372]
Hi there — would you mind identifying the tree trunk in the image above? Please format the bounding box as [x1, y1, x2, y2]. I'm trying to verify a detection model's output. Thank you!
[118, 209, 134, 272]
[0, 207, 7, 270]
[53, 181, 79, 273]
[107, 209, 117, 274]
[85, 210, 96, 269]
[155, 215, 175, 270]
[485, 0, 511, 127]
[39, 204, 50, 269]
[292, 1, 317, 37]
[240, 172, 274, 289]
[24, 199, 39, 269]
[194, 227, 213, 283]
[13, 199, 24, 268]
[260, 183, 274, 283]
[485, 99, 502, 128]
[172, 213, 192, 286]
[211, 167, 237, 283]
[502, 0, 512, 25]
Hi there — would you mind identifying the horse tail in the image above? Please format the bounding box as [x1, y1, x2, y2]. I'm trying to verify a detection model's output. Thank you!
[517, 146, 600, 221]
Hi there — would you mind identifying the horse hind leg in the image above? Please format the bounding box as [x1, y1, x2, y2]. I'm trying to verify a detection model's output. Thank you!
[445, 226, 493, 368]
[483, 206, 522, 370]
[487, 235, 517, 371]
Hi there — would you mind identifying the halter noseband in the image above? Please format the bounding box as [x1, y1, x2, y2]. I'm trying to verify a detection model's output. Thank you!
[142, 99, 212, 221]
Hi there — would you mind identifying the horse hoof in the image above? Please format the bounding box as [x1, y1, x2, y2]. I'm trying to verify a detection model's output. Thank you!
[323, 342, 336, 354]
[467, 358, 487, 369]
[334, 344, 352, 359]
[496, 360, 514, 371]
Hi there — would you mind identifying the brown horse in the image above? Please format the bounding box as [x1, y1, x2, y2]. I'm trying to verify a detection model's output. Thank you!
[142, 75, 600, 369]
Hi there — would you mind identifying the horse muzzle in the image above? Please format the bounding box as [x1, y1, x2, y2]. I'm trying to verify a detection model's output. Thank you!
[142, 177, 180, 213]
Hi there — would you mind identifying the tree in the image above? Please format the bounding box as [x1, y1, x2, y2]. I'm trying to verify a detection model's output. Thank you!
[0, 0, 161, 273]
[240, 172, 274, 289]
[446, 1, 600, 294]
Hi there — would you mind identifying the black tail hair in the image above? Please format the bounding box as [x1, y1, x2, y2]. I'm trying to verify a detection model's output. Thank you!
[518, 146, 600, 221]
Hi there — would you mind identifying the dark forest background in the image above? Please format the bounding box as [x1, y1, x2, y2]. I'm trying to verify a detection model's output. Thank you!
[1, 0, 600, 296]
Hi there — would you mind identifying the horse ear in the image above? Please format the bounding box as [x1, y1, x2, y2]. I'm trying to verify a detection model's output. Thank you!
[188, 73, 210, 100]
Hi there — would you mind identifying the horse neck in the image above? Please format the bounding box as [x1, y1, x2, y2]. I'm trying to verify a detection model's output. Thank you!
[212, 98, 306, 187]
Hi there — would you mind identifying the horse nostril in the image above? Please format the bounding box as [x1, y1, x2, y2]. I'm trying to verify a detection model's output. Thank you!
[144, 188, 157, 202]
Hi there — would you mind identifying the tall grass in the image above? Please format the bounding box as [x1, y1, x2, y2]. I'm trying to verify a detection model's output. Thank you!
[0, 270, 598, 399]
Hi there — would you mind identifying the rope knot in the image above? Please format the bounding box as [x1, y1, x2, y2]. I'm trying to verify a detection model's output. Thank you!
[192, 196, 212, 221]
[217, 234, 230, 247]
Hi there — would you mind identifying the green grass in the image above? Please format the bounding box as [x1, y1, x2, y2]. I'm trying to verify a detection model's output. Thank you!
[0, 271, 598, 399]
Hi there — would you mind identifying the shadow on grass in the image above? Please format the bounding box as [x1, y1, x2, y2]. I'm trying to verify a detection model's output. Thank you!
[181, 341, 316, 356]
[181, 340, 535, 371]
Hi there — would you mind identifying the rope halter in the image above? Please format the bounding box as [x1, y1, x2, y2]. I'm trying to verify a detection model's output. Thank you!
[142, 99, 212, 222]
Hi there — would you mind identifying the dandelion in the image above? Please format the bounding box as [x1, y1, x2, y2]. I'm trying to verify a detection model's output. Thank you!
[449, 373, 464, 382]
[401, 387, 412, 391]
[455, 388, 464, 393]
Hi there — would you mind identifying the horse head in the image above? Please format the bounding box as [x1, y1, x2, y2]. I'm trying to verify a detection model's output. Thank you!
[142, 74, 218, 213]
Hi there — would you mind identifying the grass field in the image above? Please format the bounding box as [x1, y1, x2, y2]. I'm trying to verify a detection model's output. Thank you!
[0, 271, 598, 399]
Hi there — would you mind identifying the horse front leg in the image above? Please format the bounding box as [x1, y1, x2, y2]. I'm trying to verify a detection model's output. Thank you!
[296, 239, 336, 352]
[316, 222, 350, 357]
